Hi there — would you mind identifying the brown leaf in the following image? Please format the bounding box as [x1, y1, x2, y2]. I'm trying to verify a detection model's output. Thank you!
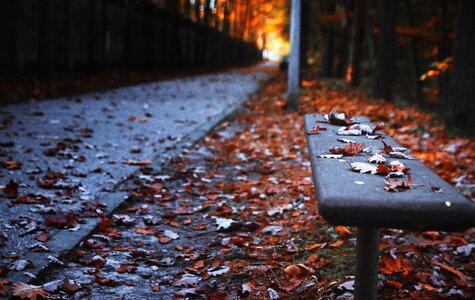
[384, 174, 413, 192]
[35, 231, 50, 242]
[61, 278, 81, 294]
[45, 214, 77, 228]
[122, 159, 153, 166]
[432, 261, 467, 280]
[379, 254, 413, 275]
[12, 282, 50, 300]
[329, 143, 365, 156]
[4, 179, 19, 198]
[135, 228, 155, 235]
[326, 110, 354, 126]
[307, 125, 327, 135]
[283, 264, 315, 290]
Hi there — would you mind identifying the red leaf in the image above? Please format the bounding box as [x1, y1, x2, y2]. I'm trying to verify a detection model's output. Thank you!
[329, 143, 365, 156]
[4, 179, 19, 198]
[384, 174, 413, 192]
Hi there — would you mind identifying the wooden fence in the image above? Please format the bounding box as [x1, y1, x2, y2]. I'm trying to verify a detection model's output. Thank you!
[0, 0, 262, 79]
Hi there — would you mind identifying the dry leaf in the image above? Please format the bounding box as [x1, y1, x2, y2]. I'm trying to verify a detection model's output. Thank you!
[368, 154, 386, 164]
[350, 162, 378, 174]
[384, 174, 413, 192]
[12, 282, 50, 300]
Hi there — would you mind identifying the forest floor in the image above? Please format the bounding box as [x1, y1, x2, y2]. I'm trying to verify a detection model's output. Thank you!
[1, 70, 474, 299]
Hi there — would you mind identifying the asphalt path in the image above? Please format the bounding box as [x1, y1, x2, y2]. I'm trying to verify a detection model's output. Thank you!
[0, 63, 274, 283]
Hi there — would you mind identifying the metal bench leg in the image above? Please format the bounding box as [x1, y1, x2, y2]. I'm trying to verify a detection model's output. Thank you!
[355, 226, 380, 300]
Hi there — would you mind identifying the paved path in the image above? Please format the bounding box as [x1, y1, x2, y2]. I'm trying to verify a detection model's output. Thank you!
[0, 63, 274, 282]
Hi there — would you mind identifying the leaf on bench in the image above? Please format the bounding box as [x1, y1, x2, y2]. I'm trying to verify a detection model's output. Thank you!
[368, 154, 386, 164]
[318, 154, 343, 159]
[337, 123, 380, 136]
[307, 125, 327, 135]
[324, 110, 354, 126]
[388, 151, 414, 160]
[386, 172, 406, 178]
[377, 161, 410, 174]
[380, 141, 411, 159]
[350, 162, 378, 174]
[351, 161, 409, 175]
[329, 143, 365, 156]
[384, 175, 413, 192]
[337, 138, 356, 144]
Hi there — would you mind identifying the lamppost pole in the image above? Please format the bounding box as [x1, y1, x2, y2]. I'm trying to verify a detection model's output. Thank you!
[287, 0, 301, 111]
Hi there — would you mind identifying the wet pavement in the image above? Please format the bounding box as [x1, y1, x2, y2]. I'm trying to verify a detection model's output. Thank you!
[0, 63, 274, 285]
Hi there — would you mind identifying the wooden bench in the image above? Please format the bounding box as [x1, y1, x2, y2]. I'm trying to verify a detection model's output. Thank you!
[304, 114, 475, 300]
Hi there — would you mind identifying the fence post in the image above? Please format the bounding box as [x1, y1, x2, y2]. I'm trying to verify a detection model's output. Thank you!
[287, 0, 301, 111]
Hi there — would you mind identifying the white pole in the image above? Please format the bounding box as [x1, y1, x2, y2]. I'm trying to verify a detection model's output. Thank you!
[287, 0, 301, 111]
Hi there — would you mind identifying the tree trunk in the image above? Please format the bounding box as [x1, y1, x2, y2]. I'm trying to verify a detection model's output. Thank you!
[204, 0, 212, 26]
[447, 0, 475, 134]
[321, 0, 336, 77]
[194, 0, 201, 23]
[223, 1, 230, 34]
[38, 0, 49, 77]
[350, 0, 366, 86]
[438, 0, 450, 116]
[88, 0, 97, 72]
[373, 0, 398, 100]
[404, 0, 423, 105]
[123, 0, 131, 67]
[336, 0, 354, 78]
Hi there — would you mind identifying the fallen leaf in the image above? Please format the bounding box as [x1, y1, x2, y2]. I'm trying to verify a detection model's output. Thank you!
[4, 179, 19, 198]
[307, 125, 327, 134]
[384, 174, 413, 192]
[330, 240, 344, 247]
[350, 162, 378, 174]
[335, 226, 352, 238]
[324, 110, 354, 126]
[212, 217, 235, 230]
[163, 229, 179, 240]
[172, 274, 200, 287]
[329, 143, 365, 156]
[337, 138, 356, 144]
[283, 264, 314, 289]
[432, 261, 467, 280]
[12, 282, 50, 300]
[368, 154, 386, 164]
[135, 228, 155, 235]
[318, 154, 343, 159]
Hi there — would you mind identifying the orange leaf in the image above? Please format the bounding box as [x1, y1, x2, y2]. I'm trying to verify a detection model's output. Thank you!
[432, 261, 466, 280]
[283, 264, 315, 289]
[330, 240, 344, 247]
[335, 226, 352, 238]
[386, 280, 404, 289]
[379, 255, 412, 275]
[135, 228, 155, 235]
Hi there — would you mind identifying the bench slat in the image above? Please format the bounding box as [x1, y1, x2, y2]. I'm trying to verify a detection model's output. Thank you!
[304, 114, 475, 231]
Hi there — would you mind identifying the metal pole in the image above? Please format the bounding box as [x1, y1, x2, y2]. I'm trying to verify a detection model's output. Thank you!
[355, 226, 380, 300]
[287, 0, 301, 111]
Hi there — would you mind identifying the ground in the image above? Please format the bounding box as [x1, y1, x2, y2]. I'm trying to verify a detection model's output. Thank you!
[0, 67, 474, 299]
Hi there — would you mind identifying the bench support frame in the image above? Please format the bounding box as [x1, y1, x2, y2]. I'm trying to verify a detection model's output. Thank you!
[355, 226, 380, 300]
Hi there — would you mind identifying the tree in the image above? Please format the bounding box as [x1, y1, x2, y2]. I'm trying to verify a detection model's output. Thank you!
[373, 0, 398, 100]
[320, 0, 336, 77]
[349, 0, 366, 86]
[447, 0, 475, 134]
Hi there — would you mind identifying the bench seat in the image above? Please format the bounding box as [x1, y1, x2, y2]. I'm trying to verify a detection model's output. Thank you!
[304, 114, 475, 231]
